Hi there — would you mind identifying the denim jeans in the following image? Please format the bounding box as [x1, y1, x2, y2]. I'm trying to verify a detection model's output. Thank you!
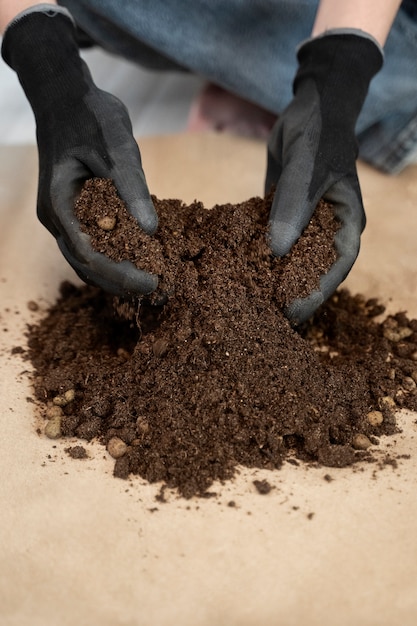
[59, 0, 417, 174]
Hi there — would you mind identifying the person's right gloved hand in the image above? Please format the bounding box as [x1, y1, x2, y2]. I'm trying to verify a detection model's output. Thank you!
[1, 5, 158, 297]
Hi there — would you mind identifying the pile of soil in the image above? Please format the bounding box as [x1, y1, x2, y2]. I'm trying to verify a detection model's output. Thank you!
[25, 179, 417, 498]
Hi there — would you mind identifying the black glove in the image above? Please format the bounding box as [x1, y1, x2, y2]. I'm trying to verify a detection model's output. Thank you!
[266, 32, 383, 325]
[2, 5, 158, 296]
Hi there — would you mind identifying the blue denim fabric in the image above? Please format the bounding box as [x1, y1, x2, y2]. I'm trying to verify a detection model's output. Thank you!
[59, 0, 417, 173]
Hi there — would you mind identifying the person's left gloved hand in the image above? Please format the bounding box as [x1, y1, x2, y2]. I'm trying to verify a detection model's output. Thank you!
[266, 31, 383, 325]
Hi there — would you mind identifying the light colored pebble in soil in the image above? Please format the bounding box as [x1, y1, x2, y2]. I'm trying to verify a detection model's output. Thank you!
[116, 347, 130, 360]
[403, 376, 417, 391]
[97, 215, 116, 231]
[107, 436, 127, 459]
[53, 388, 75, 407]
[136, 417, 149, 435]
[152, 339, 169, 358]
[352, 434, 372, 450]
[378, 395, 396, 411]
[367, 410, 384, 426]
[45, 405, 64, 420]
[64, 389, 75, 403]
[383, 326, 413, 342]
[45, 416, 62, 439]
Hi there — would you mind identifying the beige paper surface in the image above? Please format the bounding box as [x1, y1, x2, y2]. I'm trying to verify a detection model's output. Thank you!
[1, 133, 417, 626]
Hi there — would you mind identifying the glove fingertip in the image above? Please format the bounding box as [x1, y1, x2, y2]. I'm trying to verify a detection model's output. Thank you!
[130, 269, 158, 295]
[285, 290, 324, 326]
[129, 198, 158, 235]
[269, 220, 301, 257]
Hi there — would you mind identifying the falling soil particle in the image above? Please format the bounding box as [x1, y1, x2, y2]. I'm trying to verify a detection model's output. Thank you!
[24, 179, 417, 498]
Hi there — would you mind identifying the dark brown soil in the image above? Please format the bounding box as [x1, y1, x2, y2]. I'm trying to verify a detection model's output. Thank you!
[24, 179, 417, 498]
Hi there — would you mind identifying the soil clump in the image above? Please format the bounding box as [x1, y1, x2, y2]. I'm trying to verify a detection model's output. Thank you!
[24, 179, 417, 498]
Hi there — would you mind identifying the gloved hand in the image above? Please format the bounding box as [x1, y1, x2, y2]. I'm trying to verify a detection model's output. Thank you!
[1, 5, 158, 296]
[266, 31, 383, 325]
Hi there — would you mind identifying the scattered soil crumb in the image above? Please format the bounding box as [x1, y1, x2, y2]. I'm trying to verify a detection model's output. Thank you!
[65, 445, 88, 459]
[378, 456, 399, 470]
[155, 485, 168, 503]
[253, 479, 274, 495]
[27, 301, 39, 312]
[11, 346, 24, 355]
[22, 180, 417, 499]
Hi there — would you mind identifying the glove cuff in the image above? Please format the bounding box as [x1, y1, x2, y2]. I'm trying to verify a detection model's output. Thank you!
[2, 5, 76, 70]
[297, 28, 384, 58]
[2, 6, 92, 113]
[2, 3, 74, 40]
[294, 31, 383, 126]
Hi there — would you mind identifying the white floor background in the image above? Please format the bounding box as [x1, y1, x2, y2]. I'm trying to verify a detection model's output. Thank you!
[0, 45, 204, 144]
